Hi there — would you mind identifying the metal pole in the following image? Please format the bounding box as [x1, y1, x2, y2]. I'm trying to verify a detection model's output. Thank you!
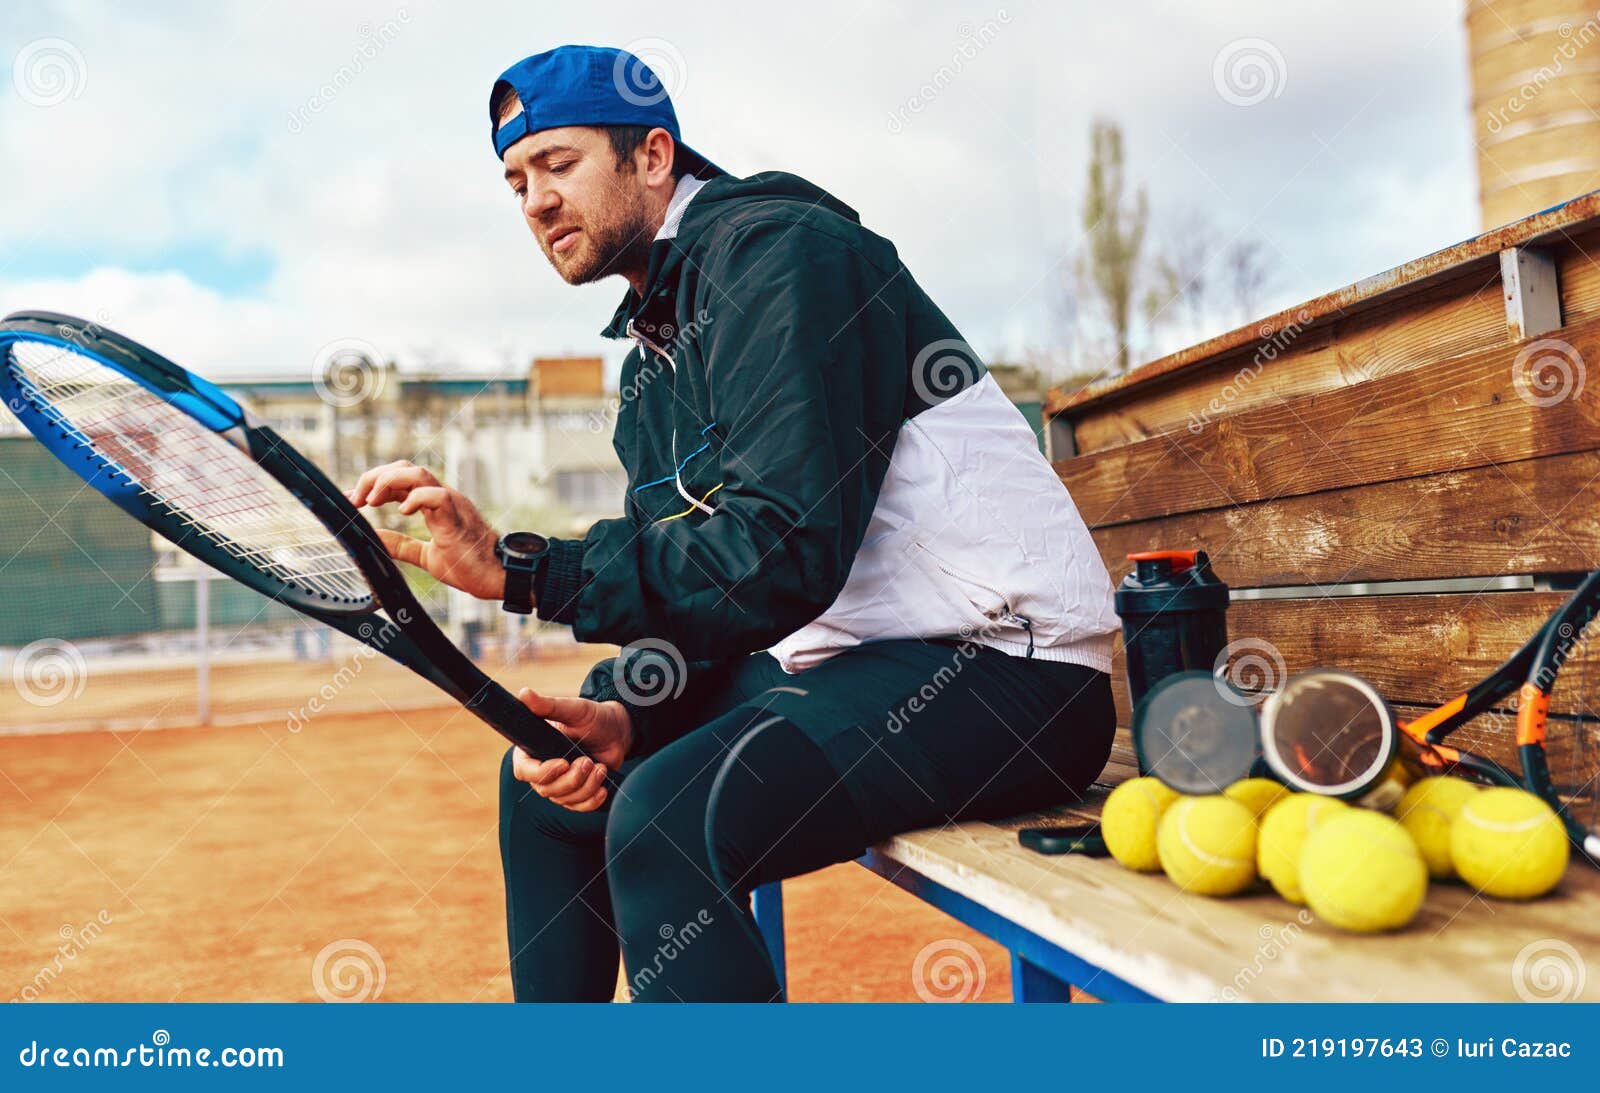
[195, 571, 211, 727]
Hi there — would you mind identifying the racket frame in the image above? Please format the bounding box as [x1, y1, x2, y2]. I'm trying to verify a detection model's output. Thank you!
[1398, 570, 1600, 857]
[0, 310, 578, 760]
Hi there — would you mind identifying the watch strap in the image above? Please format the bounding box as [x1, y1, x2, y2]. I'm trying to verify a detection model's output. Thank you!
[502, 557, 535, 615]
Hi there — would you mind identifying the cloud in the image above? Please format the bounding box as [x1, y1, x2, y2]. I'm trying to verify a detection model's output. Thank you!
[0, 0, 1478, 381]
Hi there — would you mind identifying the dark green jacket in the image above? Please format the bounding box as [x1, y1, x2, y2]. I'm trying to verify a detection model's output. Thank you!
[535, 172, 1117, 752]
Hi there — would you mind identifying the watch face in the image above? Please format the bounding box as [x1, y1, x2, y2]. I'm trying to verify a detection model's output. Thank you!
[500, 531, 548, 559]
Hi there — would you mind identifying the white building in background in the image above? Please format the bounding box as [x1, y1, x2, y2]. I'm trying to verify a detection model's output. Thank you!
[215, 355, 627, 650]
[218, 355, 625, 535]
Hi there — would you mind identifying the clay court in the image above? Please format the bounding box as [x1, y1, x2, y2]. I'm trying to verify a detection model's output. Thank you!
[0, 647, 1018, 1002]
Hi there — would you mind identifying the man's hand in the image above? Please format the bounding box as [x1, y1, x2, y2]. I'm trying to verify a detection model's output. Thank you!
[510, 689, 635, 812]
[347, 460, 509, 603]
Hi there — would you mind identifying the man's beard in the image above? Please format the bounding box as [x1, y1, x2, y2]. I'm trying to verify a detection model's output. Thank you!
[549, 195, 656, 286]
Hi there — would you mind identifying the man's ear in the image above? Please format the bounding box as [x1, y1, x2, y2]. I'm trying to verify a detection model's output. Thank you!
[643, 127, 679, 185]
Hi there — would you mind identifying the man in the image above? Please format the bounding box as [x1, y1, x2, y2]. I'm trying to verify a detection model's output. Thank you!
[348, 44, 1119, 1002]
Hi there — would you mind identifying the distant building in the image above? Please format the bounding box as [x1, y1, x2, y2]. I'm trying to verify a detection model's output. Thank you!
[218, 355, 624, 535]
[0, 350, 1054, 541]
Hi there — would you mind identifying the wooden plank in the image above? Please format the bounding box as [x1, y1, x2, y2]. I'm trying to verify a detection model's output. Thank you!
[1108, 678, 1585, 792]
[871, 814, 1600, 1001]
[1226, 591, 1575, 709]
[1099, 703, 1586, 807]
[1045, 189, 1600, 425]
[1059, 315, 1600, 527]
[1109, 589, 1577, 720]
[1089, 449, 1600, 587]
[1067, 268, 1505, 455]
[1556, 225, 1600, 327]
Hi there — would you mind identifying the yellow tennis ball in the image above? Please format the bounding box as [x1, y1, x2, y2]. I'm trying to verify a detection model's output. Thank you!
[1299, 810, 1428, 932]
[1396, 777, 1480, 879]
[1225, 778, 1292, 820]
[1103, 777, 1182, 872]
[1451, 787, 1569, 900]
[1157, 795, 1257, 895]
[1256, 793, 1349, 904]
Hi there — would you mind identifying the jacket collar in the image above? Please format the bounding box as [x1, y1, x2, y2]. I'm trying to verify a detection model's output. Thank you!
[657, 174, 709, 242]
[601, 174, 723, 340]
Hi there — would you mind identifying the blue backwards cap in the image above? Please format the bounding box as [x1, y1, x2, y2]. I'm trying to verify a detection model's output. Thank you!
[490, 45, 721, 176]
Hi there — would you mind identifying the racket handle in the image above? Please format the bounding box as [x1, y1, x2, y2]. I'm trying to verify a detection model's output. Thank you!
[466, 683, 586, 761]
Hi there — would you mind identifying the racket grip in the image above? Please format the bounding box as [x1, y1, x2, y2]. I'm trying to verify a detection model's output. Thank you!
[466, 684, 586, 761]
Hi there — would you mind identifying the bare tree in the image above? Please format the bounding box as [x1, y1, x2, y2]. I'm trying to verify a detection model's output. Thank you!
[1143, 208, 1222, 342]
[1143, 213, 1278, 346]
[1221, 237, 1274, 323]
[1078, 119, 1148, 373]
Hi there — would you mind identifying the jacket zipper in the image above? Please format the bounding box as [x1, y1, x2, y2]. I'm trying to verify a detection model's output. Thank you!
[924, 546, 1036, 657]
[626, 319, 675, 370]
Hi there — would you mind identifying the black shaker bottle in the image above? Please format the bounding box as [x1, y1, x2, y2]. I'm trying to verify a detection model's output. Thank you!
[1115, 549, 1231, 711]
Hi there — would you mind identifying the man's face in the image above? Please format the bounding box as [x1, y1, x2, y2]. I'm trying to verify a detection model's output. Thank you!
[501, 122, 655, 286]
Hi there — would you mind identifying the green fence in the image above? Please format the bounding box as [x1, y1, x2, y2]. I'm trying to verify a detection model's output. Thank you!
[0, 438, 158, 644]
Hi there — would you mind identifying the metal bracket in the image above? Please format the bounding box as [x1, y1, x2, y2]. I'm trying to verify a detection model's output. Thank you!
[1500, 246, 1562, 342]
[1045, 412, 1077, 461]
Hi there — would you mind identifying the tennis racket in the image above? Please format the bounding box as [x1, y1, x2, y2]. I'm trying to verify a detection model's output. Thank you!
[0, 309, 577, 760]
[1259, 574, 1600, 860]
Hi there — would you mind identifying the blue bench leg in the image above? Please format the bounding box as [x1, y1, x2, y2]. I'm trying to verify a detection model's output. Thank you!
[1011, 953, 1072, 1002]
[752, 880, 787, 997]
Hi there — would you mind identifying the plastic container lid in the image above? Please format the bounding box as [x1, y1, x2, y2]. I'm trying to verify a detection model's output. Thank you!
[1133, 669, 1260, 794]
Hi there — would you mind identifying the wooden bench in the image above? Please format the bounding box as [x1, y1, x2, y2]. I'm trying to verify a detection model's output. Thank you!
[755, 190, 1600, 1002]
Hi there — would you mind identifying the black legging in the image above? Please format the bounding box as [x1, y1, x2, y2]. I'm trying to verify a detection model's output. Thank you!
[498, 641, 1115, 1001]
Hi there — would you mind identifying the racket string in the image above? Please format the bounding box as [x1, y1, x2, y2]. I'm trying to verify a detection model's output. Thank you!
[7, 341, 371, 603]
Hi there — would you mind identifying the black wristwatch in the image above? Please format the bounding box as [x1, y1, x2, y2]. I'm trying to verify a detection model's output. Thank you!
[494, 531, 549, 615]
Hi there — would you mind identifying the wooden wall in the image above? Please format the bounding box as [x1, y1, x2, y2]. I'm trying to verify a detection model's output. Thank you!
[1047, 206, 1600, 780]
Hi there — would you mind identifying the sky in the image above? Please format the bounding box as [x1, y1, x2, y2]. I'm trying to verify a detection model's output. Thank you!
[0, 0, 1479, 383]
